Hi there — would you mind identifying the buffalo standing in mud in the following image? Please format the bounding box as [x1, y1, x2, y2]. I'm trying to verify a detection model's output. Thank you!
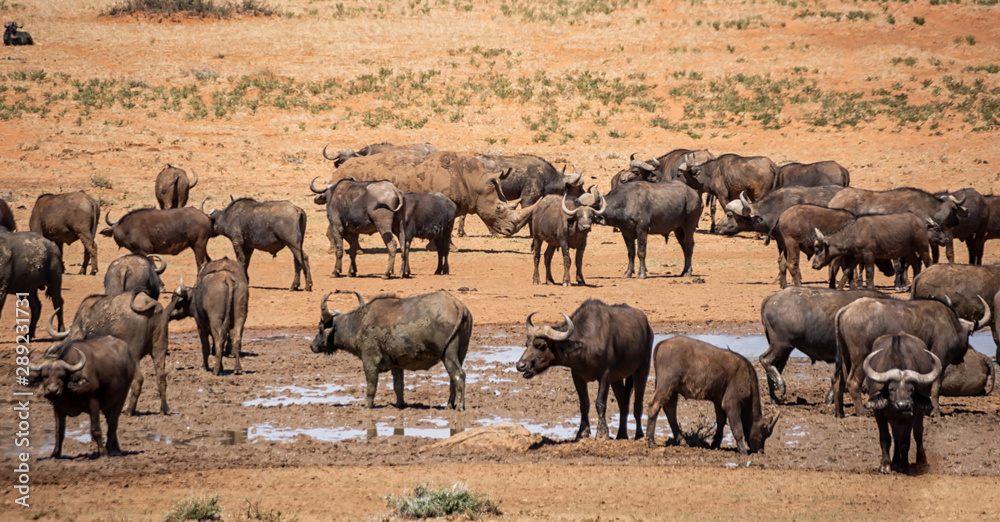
[30, 337, 136, 458]
[29, 191, 100, 275]
[101, 207, 213, 268]
[531, 189, 606, 287]
[154, 164, 199, 209]
[311, 290, 473, 410]
[516, 300, 652, 440]
[309, 177, 404, 279]
[204, 197, 312, 291]
[0, 229, 65, 339]
[169, 258, 249, 376]
[646, 336, 779, 454]
[863, 333, 941, 473]
[103, 254, 166, 299]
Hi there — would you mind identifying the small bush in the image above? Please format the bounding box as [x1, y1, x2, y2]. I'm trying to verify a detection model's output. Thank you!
[103, 0, 277, 17]
[913, 16, 925, 25]
[90, 175, 113, 189]
[384, 483, 501, 519]
[164, 493, 222, 522]
[244, 499, 289, 521]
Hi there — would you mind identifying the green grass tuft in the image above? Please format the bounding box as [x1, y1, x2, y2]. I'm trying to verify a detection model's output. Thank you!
[384, 483, 502, 519]
[103, 0, 277, 17]
[164, 493, 223, 522]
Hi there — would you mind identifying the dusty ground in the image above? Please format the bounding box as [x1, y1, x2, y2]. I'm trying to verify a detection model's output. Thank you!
[2, 0, 1000, 519]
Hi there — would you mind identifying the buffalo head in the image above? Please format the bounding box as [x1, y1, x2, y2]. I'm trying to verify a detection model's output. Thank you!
[311, 290, 366, 354]
[29, 345, 86, 399]
[748, 413, 780, 454]
[515, 312, 576, 378]
[863, 334, 942, 416]
[620, 153, 661, 184]
[562, 187, 607, 231]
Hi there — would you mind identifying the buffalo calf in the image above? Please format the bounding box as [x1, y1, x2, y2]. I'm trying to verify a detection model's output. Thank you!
[531, 189, 606, 286]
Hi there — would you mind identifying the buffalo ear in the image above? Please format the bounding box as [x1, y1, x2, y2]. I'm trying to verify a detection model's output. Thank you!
[865, 396, 888, 410]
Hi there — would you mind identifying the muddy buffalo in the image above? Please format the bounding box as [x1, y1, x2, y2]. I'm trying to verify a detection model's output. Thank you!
[911, 263, 1000, 355]
[863, 333, 941, 473]
[101, 207, 213, 268]
[154, 164, 199, 209]
[531, 189, 606, 286]
[311, 290, 473, 410]
[645, 336, 779, 454]
[0, 230, 64, 339]
[941, 349, 994, 397]
[29, 191, 100, 275]
[104, 254, 166, 299]
[516, 300, 652, 440]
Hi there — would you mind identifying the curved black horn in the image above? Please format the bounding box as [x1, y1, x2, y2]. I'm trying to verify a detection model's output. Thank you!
[309, 176, 330, 194]
[199, 196, 210, 213]
[148, 254, 167, 275]
[64, 346, 86, 373]
[322, 144, 338, 161]
[319, 292, 334, 323]
[46, 309, 69, 340]
[188, 169, 198, 189]
[105, 210, 119, 227]
[335, 289, 365, 308]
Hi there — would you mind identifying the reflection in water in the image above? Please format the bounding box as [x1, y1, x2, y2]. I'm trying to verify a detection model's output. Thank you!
[242, 384, 360, 407]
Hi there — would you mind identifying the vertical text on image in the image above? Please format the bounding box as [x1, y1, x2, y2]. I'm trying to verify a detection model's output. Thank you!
[12, 292, 33, 508]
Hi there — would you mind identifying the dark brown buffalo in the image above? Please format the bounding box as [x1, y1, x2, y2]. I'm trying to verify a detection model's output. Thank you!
[718, 184, 844, 236]
[911, 263, 1000, 355]
[29, 337, 136, 458]
[933, 188, 989, 264]
[45, 289, 171, 415]
[309, 177, 404, 279]
[941, 349, 994, 396]
[101, 207, 213, 268]
[0, 230, 65, 339]
[676, 152, 780, 232]
[516, 300, 652, 440]
[311, 290, 473, 409]
[154, 164, 199, 209]
[204, 197, 312, 291]
[168, 258, 249, 376]
[834, 297, 990, 418]
[3, 21, 33, 46]
[397, 192, 456, 277]
[812, 213, 946, 291]
[759, 286, 888, 403]
[322, 141, 437, 168]
[103, 254, 166, 299]
[615, 149, 715, 187]
[776, 160, 850, 188]
[600, 181, 703, 278]
[0, 198, 14, 231]
[645, 336, 779, 454]
[983, 195, 1000, 257]
[29, 191, 100, 275]
[333, 150, 537, 236]
[863, 333, 941, 473]
[531, 189, 606, 287]
[766, 205, 855, 288]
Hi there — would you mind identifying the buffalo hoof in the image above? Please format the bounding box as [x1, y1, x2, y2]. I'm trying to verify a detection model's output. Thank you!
[638, 273, 648, 279]
[331, 271, 342, 278]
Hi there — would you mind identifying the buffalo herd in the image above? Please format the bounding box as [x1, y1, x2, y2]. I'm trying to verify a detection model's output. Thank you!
[11, 144, 998, 475]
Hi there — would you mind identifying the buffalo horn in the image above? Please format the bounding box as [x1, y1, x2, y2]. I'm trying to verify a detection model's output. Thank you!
[322, 144, 339, 161]
[129, 288, 156, 314]
[486, 172, 510, 203]
[319, 292, 334, 323]
[564, 171, 582, 187]
[199, 196, 210, 213]
[901, 351, 942, 385]
[814, 228, 825, 242]
[740, 191, 752, 210]
[149, 254, 167, 275]
[46, 309, 69, 340]
[525, 312, 573, 341]
[950, 192, 966, 205]
[594, 189, 607, 215]
[862, 349, 905, 384]
[561, 193, 580, 216]
[104, 210, 119, 227]
[189, 169, 199, 189]
[360, 143, 373, 156]
[28, 356, 45, 373]
[63, 346, 86, 373]
[309, 176, 331, 194]
[335, 289, 365, 309]
[648, 156, 661, 168]
[975, 295, 992, 330]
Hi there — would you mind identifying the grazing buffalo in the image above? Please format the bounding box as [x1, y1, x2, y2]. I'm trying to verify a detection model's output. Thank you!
[911, 263, 1000, 355]
[45, 289, 171, 416]
[29, 191, 100, 275]
[933, 188, 989, 264]
[3, 22, 33, 46]
[103, 254, 166, 299]
[676, 152, 780, 232]
[834, 297, 990, 418]
[169, 258, 249, 376]
[0, 199, 14, 231]
[30, 337, 136, 458]
[516, 300, 652, 440]
[311, 290, 473, 410]
[397, 192, 456, 277]
[322, 141, 437, 169]
[766, 205, 856, 288]
[204, 197, 312, 291]
[531, 189, 606, 286]
[154, 164, 199, 209]
[718, 184, 844, 236]
[776, 161, 850, 188]
[759, 286, 888, 403]
[309, 177, 404, 279]
[941, 349, 994, 397]
[863, 333, 940, 473]
[615, 149, 715, 187]
[101, 207, 213, 268]
[333, 150, 538, 236]
[645, 336, 779, 454]
[0, 230, 65, 339]
[812, 213, 946, 291]
[600, 181, 703, 278]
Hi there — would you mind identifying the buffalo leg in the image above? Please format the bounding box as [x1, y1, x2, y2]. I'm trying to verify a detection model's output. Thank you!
[725, 404, 750, 455]
[833, 362, 847, 418]
[621, 232, 637, 277]
[231, 313, 244, 376]
[124, 368, 144, 416]
[875, 413, 892, 473]
[435, 236, 450, 275]
[847, 366, 867, 418]
[543, 244, 557, 285]
[532, 237, 543, 285]
[52, 411, 66, 458]
[26, 291, 41, 341]
[610, 380, 630, 440]
[456, 215, 466, 237]
[104, 410, 122, 455]
[378, 228, 398, 279]
[711, 404, 728, 450]
[676, 228, 695, 277]
[913, 414, 927, 466]
[759, 343, 791, 404]
[574, 243, 587, 286]
[788, 245, 803, 287]
[332, 226, 346, 277]
[152, 323, 170, 415]
[892, 420, 913, 472]
[777, 248, 789, 288]
[401, 235, 412, 278]
[326, 224, 337, 254]
[631, 369, 647, 441]
[87, 398, 107, 457]
[346, 235, 361, 277]
[363, 364, 379, 408]
[636, 229, 649, 279]
[571, 373, 592, 440]
[442, 351, 466, 411]
[79, 229, 98, 275]
[211, 320, 227, 376]
[593, 372, 613, 440]
[391, 368, 405, 408]
[198, 326, 212, 372]
[662, 395, 681, 446]
[296, 246, 312, 291]
[560, 240, 572, 287]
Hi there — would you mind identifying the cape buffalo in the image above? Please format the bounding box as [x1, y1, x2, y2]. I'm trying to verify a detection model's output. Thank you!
[933, 188, 989, 264]
[645, 336, 779, 454]
[397, 192, 456, 277]
[530, 189, 606, 287]
[600, 180, 703, 278]
[45, 289, 171, 415]
[29, 191, 100, 275]
[765, 205, 856, 288]
[104, 254, 166, 299]
[941, 349, 994, 397]
[154, 164, 199, 209]
[0, 230, 64, 339]
[983, 195, 1000, 258]
[617, 149, 715, 187]
[30, 337, 135, 458]
[676, 152, 780, 232]
[309, 177, 405, 279]
[311, 290, 473, 410]
[322, 141, 437, 168]
[204, 197, 312, 291]
[101, 207, 213, 268]
[0, 198, 14, 231]
[834, 297, 990, 418]
[3, 22, 33, 46]
[169, 258, 249, 376]
[718, 184, 844, 236]
[759, 286, 888, 404]
[863, 333, 941, 473]
[516, 300, 652, 440]
[911, 263, 1000, 355]
[776, 160, 850, 188]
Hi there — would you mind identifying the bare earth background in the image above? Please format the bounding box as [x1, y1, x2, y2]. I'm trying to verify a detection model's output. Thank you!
[2, 0, 1000, 519]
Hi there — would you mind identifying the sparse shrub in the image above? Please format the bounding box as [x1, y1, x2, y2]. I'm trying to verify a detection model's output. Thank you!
[913, 16, 925, 25]
[244, 499, 289, 521]
[103, 0, 277, 17]
[383, 483, 501, 519]
[90, 175, 113, 189]
[164, 493, 222, 522]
